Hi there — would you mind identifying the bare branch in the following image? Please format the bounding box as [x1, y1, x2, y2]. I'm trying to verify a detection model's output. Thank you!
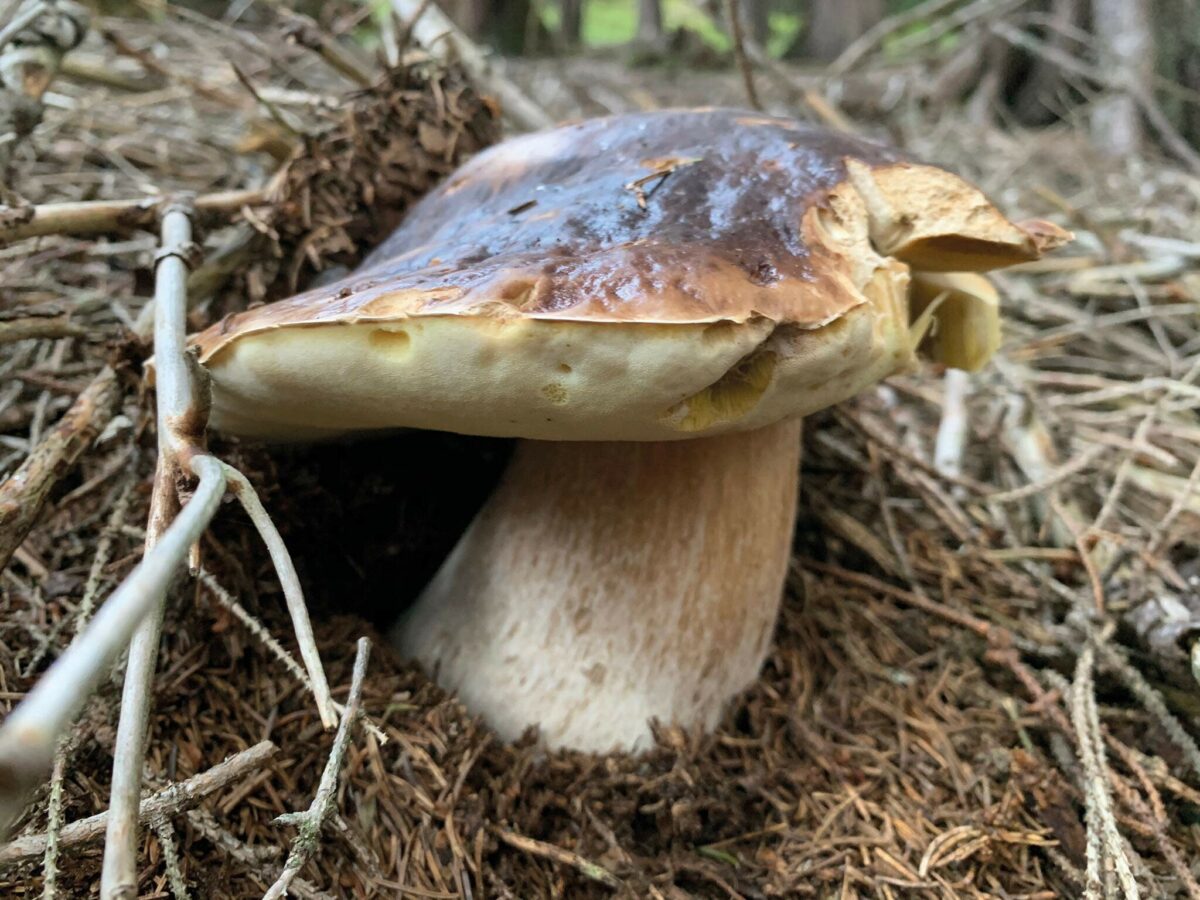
[0, 314, 85, 345]
[1070, 643, 1139, 900]
[828, 0, 966, 74]
[185, 807, 335, 900]
[262, 638, 371, 900]
[39, 737, 69, 896]
[149, 816, 189, 900]
[0, 187, 269, 245]
[221, 464, 337, 729]
[0, 454, 227, 836]
[0, 741, 278, 866]
[279, 11, 373, 88]
[0, 367, 120, 572]
[102, 199, 200, 898]
[493, 826, 621, 889]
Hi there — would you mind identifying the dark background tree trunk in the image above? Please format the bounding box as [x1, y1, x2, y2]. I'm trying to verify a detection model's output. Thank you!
[796, 0, 885, 62]
[561, 0, 584, 47]
[1090, 0, 1152, 155]
[637, 0, 664, 45]
[1154, 0, 1200, 150]
[741, 0, 771, 46]
[448, 0, 535, 54]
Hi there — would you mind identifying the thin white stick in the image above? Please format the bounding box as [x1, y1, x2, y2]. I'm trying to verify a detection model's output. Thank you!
[102, 202, 199, 898]
[197, 569, 386, 744]
[0, 455, 227, 836]
[262, 638, 371, 900]
[221, 464, 337, 729]
[0, 1, 47, 53]
[933, 368, 971, 484]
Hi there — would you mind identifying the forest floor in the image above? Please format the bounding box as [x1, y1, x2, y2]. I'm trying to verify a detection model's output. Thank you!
[2, 9, 1200, 899]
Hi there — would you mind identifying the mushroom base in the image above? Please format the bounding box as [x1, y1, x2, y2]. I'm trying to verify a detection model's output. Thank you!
[391, 418, 802, 752]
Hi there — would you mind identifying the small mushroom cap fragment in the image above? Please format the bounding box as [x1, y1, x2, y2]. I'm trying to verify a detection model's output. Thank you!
[909, 271, 1002, 373]
[192, 109, 1065, 442]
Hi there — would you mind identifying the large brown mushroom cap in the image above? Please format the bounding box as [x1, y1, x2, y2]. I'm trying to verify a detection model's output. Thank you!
[193, 109, 1067, 441]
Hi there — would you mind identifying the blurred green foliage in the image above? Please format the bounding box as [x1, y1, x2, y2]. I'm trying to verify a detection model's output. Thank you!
[537, 0, 802, 54]
[528, 1, 946, 60]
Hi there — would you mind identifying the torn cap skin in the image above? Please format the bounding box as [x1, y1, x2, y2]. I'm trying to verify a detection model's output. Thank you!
[191, 109, 1069, 752]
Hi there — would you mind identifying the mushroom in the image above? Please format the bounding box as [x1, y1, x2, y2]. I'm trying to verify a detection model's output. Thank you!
[191, 109, 1068, 752]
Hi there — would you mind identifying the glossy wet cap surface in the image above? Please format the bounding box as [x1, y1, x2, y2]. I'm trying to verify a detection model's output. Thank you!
[189, 109, 1066, 442]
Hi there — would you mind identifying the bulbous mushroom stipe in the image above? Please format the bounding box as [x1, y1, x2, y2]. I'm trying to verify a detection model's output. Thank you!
[191, 109, 1068, 752]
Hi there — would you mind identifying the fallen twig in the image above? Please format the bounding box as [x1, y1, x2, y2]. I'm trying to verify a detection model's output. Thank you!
[263, 637, 371, 900]
[0, 2, 49, 53]
[0, 187, 270, 244]
[1070, 643, 1139, 900]
[1099, 643, 1200, 781]
[101, 200, 201, 898]
[222, 465, 336, 728]
[38, 736, 69, 896]
[150, 816, 189, 900]
[0, 0, 87, 171]
[197, 569, 384, 744]
[0, 453, 227, 836]
[990, 21, 1200, 173]
[828, 0, 967, 74]
[185, 807, 335, 900]
[0, 315, 85, 345]
[280, 11, 373, 88]
[493, 825, 621, 889]
[0, 367, 120, 572]
[0, 741, 278, 866]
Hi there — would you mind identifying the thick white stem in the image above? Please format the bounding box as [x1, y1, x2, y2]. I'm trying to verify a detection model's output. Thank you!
[395, 418, 802, 752]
